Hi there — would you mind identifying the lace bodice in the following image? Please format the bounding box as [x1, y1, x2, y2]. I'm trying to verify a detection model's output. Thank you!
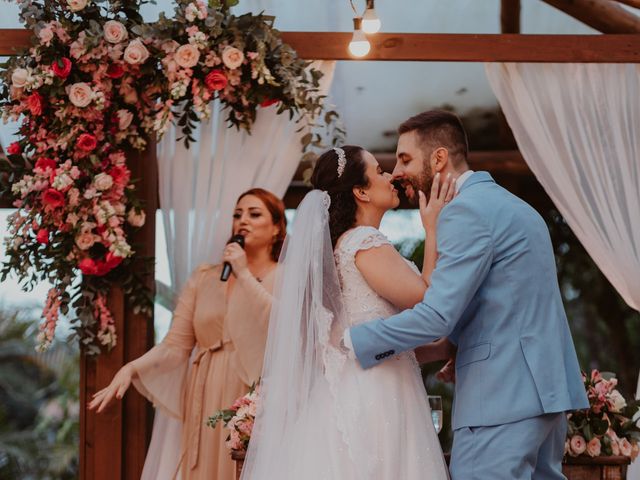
[334, 226, 404, 326]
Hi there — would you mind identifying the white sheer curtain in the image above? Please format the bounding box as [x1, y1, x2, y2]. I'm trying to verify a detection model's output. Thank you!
[486, 63, 640, 478]
[158, 61, 335, 294]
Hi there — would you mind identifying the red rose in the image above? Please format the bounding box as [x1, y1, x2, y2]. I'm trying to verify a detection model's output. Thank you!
[77, 133, 98, 152]
[41, 188, 65, 208]
[105, 251, 123, 269]
[260, 98, 279, 108]
[204, 70, 228, 91]
[26, 92, 43, 116]
[35, 157, 57, 171]
[36, 228, 49, 244]
[79, 258, 98, 275]
[106, 63, 125, 79]
[52, 57, 72, 79]
[6, 142, 21, 155]
[108, 165, 130, 186]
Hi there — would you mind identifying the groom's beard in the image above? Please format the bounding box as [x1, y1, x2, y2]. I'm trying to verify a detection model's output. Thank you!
[404, 166, 434, 206]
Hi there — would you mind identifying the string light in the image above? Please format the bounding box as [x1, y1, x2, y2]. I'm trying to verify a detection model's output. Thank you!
[362, 0, 381, 34]
[348, 17, 371, 57]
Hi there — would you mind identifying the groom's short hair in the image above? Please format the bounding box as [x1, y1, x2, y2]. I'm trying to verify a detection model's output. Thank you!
[398, 110, 469, 167]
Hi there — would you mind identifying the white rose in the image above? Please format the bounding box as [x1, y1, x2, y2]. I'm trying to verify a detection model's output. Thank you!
[93, 173, 113, 191]
[103, 20, 128, 44]
[116, 109, 134, 130]
[609, 390, 627, 413]
[67, 0, 88, 12]
[123, 39, 150, 65]
[67, 82, 94, 108]
[221, 46, 244, 70]
[185, 3, 198, 22]
[75, 231, 96, 250]
[175, 44, 200, 69]
[11, 68, 29, 88]
[127, 209, 146, 227]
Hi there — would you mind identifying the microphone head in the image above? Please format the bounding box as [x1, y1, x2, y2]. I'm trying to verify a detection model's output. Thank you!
[230, 234, 245, 247]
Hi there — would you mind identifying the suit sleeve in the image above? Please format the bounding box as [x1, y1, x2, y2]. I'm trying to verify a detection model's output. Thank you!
[350, 202, 494, 369]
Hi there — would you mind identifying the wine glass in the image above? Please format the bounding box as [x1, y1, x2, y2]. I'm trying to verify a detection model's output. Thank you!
[428, 395, 443, 434]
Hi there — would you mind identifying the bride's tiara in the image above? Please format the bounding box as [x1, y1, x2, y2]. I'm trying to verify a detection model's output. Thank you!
[334, 147, 347, 178]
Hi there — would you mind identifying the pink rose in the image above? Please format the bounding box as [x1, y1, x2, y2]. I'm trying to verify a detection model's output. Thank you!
[38, 26, 54, 45]
[36, 228, 49, 244]
[631, 443, 639, 461]
[127, 209, 145, 227]
[116, 109, 133, 130]
[26, 92, 43, 116]
[11, 68, 29, 88]
[67, 82, 94, 107]
[221, 46, 244, 70]
[570, 435, 587, 456]
[93, 173, 113, 191]
[204, 69, 227, 91]
[175, 44, 200, 69]
[619, 438, 632, 457]
[41, 188, 65, 208]
[123, 39, 149, 65]
[611, 436, 621, 455]
[103, 20, 128, 44]
[52, 58, 72, 79]
[586, 437, 601, 457]
[66, 0, 87, 12]
[77, 133, 97, 152]
[75, 231, 96, 250]
[7, 142, 21, 155]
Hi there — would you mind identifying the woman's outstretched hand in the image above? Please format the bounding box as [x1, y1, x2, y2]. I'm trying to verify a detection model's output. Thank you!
[87, 363, 135, 413]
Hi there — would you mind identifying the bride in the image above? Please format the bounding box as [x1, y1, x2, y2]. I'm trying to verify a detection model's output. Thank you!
[241, 146, 455, 479]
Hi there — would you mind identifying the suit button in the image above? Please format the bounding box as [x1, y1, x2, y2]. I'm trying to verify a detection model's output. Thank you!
[375, 354, 381, 360]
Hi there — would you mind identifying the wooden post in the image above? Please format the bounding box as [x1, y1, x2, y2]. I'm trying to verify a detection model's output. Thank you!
[79, 139, 157, 480]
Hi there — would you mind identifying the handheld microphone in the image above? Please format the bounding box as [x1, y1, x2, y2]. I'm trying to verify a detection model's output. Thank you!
[220, 234, 245, 281]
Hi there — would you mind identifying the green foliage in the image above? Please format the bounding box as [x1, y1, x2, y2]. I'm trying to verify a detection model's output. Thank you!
[0, 307, 79, 479]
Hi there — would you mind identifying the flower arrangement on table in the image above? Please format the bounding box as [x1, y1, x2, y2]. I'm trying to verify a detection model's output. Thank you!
[0, 0, 342, 355]
[565, 369, 640, 460]
[208, 381, 260, 455]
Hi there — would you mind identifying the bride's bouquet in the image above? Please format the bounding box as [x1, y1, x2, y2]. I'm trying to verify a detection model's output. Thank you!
[208, 382, 260, 455]
[565, 369, 640, 459]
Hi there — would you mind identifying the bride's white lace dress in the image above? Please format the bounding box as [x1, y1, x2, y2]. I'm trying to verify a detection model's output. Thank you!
[282, 226, 449, 479]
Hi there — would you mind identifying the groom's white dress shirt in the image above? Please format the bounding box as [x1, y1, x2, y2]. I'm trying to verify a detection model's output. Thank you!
[342, 170, 474, 353]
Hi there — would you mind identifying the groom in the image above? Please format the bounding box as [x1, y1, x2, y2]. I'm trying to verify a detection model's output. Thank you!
[344, 110, 588, 479]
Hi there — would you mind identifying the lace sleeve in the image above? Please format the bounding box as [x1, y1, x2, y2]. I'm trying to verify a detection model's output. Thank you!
[339, 226, 391, 259]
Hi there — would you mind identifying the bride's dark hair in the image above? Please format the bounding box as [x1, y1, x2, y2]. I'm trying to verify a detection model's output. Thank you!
[310, 145, 369, 248]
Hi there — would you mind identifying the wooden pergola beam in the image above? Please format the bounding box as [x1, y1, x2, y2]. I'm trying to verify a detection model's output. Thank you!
[501, 0, 521, 34]
[541, 0, 640, 33]
[611, 0, 640, 9]
[1, 29, 640, 62]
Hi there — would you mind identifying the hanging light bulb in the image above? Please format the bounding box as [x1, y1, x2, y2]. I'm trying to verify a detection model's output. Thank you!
[348, 17, 371, 57]
[361, 0, 381, 34]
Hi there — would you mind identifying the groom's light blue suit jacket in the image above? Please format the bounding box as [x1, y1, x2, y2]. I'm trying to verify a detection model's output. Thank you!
[350, 172, 588, 430]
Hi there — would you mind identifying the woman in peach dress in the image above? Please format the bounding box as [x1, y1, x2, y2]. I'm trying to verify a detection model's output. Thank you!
[89, 188, 286, 480]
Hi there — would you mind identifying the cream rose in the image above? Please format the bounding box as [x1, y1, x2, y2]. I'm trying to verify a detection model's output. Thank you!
[103, 20, 128, 44]
[75, 232, 96, 250]
[11, 68, 29, 88]
[67, 82, 94, 108]
[93, 173, 114, 191]
[570, 435, 586, 456]
[608, 390, 627, 413]
[117, 109, 134, 130]
[175, 44, 200, 69]
[127, 209, 146, 227]
[222, 46, 244, 70]
[38, 27, 54, 44]
[586, 438, 601, 457]
[123, 39, 150, 65]
[67, 0, 88, 12]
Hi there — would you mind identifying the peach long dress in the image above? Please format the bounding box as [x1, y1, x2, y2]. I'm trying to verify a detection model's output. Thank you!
[130, 263, 274, 480]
